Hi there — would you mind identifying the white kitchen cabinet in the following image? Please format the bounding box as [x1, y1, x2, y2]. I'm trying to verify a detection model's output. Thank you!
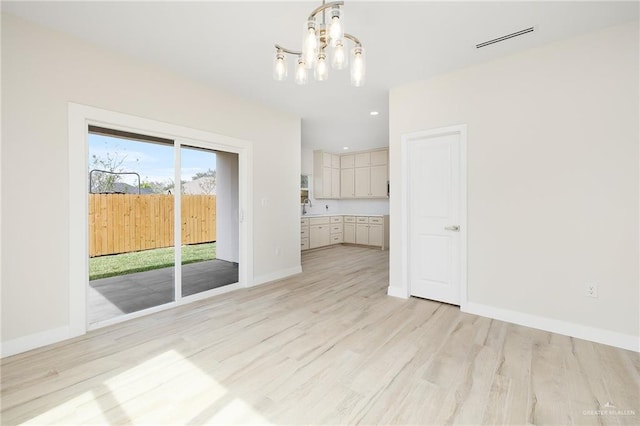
[313, 149, 388, 200]
[301, 215, 388, 250]
[322, 152, 331, 167]
[301, 217, 310, 251]
[354, 167, 369, 197]
[355, 216, 388, 249]
[368, 224, 383, 247]
[321, 166, 332, 198]
[354, 165, 387, 198]
[331, 168, 340, 198]
[370, 165, 388, 197]
[352, 149, 388, 198]
[341, 154, 354, 169]
[356, 222, 370, 245]
[343, 223, 355, 243]
[341, 168, 355, 198]
[310, 224, 330, 248]
[329, 216, 343, 245]
[355, 152, 371, 167]
[313, 150, 340, 199]
[371, 149, 388, 166]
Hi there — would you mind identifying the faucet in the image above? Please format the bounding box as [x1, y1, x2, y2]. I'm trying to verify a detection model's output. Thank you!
[302, 198, 312, 215]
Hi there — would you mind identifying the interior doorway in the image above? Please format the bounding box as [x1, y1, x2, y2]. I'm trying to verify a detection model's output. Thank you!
[404, 125, 467, 306]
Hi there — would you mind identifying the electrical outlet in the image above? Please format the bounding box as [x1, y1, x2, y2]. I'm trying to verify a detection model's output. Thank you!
[585, 283, 598, 298]
[275, 247, 280, 256]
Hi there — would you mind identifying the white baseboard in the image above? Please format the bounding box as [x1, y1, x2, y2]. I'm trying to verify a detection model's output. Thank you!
[462, 302, 639, 353]
[251, 266, 302, 287]
[1, 325, 83, 358]
[387, 286, 408, 299]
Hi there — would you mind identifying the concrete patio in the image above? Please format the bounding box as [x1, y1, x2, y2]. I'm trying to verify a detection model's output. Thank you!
[88, 259, 239, 324]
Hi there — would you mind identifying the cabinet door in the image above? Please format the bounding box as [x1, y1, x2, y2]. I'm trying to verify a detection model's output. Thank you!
[356, 224, 369, 245]
[331, 154, 340, 169]
[343, 223, 356, 243]
[322, 152, 332, 168]
[322, 167, 332, 198]
[370, 165, 388, 197]
[355, 152, 371, 167]
[341, 154, 354, 168]
[368, 224, 383, 247]
[341, 168, 355, 198]
[331, 168, 340, 198]
[371, 150, 388, 166]
[310, 224, 330, 248]
[354, 167, 370, 197]
[320, 226, 331, 246]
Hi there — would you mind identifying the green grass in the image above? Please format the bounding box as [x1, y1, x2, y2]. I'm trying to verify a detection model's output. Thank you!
[89, 242, 216, 280]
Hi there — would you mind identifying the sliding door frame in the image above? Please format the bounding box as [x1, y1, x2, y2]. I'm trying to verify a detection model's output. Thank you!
[69, 103, 253, 335]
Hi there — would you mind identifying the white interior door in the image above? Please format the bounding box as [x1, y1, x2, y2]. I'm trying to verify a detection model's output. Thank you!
[408, 132, 464, 305]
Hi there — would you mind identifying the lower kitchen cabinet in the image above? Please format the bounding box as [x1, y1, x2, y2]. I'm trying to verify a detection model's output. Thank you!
[369, 224, 383, 246]
[302, 215, 388, 250]
[343, 222, 356, 243]
[301, 217, 310, 251]
[309, 225, 330, 249]
[356, 223, 370, 245]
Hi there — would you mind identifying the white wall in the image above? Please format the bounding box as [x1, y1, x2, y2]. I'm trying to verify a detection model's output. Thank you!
[389, 22, 639, 347]
[300, 147, 390, 215]
[216, 152, 239, 263]
[1, 14, 301, 345]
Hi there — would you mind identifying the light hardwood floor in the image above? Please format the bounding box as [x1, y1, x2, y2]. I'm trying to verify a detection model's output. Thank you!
[2, 245, 639, 425]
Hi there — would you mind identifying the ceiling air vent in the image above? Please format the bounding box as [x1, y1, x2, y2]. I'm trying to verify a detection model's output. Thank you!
[476, 27, 534, 49]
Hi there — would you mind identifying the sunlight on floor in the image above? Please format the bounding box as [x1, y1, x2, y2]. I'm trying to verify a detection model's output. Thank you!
[23, 349, 271, 425]
[204, 398, 273, 424]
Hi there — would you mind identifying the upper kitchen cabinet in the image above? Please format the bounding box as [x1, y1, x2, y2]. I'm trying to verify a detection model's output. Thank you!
[314, 148, 388, 200]
[313, 150, 341, 199]
[354, 148, 388, 198]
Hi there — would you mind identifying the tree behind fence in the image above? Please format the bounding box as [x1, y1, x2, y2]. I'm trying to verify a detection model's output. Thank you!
[89, 194, 216, 257]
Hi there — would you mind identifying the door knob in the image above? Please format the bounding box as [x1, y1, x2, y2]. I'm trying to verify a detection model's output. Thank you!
[444, 225, 460, 231]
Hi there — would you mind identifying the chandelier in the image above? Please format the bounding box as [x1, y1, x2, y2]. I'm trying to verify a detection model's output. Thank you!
[273, 1, 365, 87]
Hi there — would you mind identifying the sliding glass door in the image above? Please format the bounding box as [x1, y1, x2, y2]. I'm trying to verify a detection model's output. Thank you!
[87, 126, 176, 325]
[87, 128, 239, 326]
[180, 146, 239, 297]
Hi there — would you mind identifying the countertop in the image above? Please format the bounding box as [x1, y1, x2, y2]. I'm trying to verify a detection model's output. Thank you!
[301, 213, 386, 218]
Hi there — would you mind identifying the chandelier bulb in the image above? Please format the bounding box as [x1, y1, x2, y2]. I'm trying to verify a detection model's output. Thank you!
[315, 51, 329, 81]
[329, 6, 343, 46]
[302, 20, 318, 69]
[332, 40, 347, 70]
[350, 46, 366, 87]
[273, 49, 287, 81]
[295, 57, 308, 85]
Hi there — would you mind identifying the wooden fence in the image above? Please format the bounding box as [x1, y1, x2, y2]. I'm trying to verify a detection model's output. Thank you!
[89, 194, 216, 257]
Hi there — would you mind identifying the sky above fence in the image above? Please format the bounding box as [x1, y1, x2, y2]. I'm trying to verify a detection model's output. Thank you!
[89, 133, 216, 185]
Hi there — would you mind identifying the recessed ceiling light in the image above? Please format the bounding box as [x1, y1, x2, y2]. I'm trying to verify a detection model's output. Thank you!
[370, 111, 379, 116]
[343, 146, 349, 150]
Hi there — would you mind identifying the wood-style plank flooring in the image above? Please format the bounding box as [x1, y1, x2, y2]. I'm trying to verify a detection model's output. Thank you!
[2, 245, 639, 425]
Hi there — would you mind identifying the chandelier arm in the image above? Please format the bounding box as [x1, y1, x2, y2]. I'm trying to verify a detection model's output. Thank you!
[275, 44, 302, 56]
[308, 1, 344, 21]
[344, 33, 362, 47]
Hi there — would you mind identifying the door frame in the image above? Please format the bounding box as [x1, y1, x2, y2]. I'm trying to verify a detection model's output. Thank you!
[69, 103, 253, 335]
[400, 124, 468, 306]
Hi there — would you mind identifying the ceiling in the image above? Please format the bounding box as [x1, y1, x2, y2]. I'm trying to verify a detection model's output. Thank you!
[3, 1, 638, 152]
